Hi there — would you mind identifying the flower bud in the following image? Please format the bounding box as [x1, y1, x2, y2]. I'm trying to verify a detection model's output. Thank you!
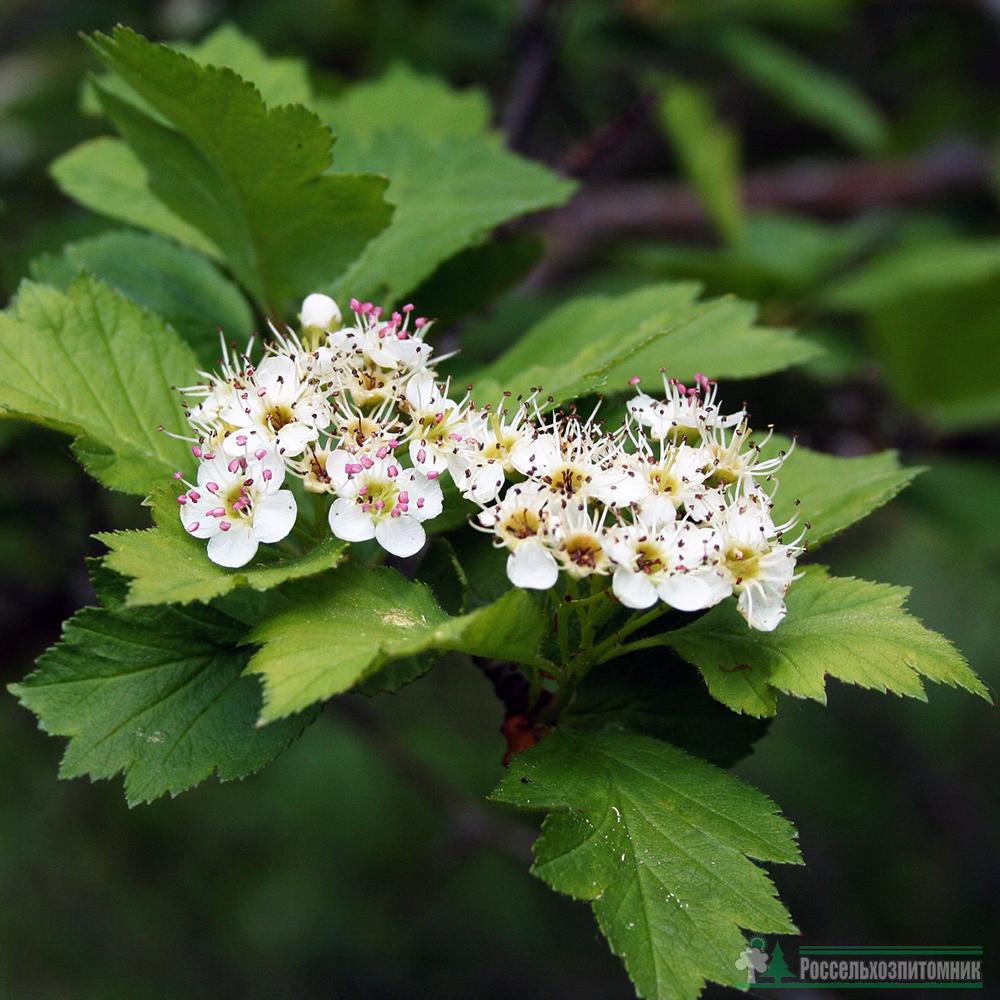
[299, 293, 342, 342]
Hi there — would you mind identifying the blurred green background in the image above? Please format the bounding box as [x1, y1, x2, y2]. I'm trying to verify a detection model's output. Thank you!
[1, 1, 997, 997]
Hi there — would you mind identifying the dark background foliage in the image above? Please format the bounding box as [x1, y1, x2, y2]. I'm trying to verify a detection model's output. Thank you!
[1, 1, 997, 997]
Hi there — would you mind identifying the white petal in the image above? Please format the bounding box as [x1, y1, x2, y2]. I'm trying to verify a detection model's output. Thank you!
[739, 586, 787, 632]
[510, 432, 559, 477]
[252, 491, 297, 543]
[463, 462, 505, 504]
[405, 373, 438, 410]
[180, 497, 217, 539]
[402, 471, 443, 522]
[257, 355, 298, 403]
[375, 515, 426, 557]
[656, 573, 714, 612]
[326, 449, 360, 494]
[274, 422, 315, 457]
[612, 567, 658, 609]
[507, 540, 558, 590]
[328, 497, 376, 542]
[207, 522, 258, 568]
[299, 293, 341, 331]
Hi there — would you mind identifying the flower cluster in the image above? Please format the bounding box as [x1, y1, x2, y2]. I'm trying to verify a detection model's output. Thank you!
[170, 294, 804, 630]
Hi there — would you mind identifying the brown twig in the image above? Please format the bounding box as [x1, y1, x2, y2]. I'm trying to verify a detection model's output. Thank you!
[500, 0, 558, 147]
[533, 138, 993, 283]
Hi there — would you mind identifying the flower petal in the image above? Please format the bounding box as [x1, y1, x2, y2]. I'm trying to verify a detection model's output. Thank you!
[328, 497, 376, 543]
[612, 566, 658, 609]
[252, 490, 297, 544]
[507, 539, 558, 590]
[207, 521, 258, 568]
[375, 515, 426, 557]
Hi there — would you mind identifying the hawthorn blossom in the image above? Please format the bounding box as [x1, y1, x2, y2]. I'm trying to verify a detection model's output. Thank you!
[476, 483, 559, 590]
[603, 517, 725, 611]
[178, 449, 296, 568]
[627, 372, 743, 441]
[326, 449, 443, 557]
[449, 398, 534, 504]
[403, 374, 469, 477]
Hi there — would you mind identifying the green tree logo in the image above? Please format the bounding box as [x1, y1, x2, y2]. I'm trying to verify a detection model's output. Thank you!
[759, 940, 796, 983]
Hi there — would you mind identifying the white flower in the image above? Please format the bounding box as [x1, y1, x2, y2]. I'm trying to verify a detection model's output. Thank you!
[476, 483, 559, 590]
[604, 517, 726, 611]
[627, 372, 743, 441]
[551, 502, 611, 579]
[632, 441, 712, 523]
[220, 354, 332, 459]
[178, 450, 296, 568]
[510, 411, 644, 508]
[299, 293, 342, 336]
[712, 487, 804, 631]
[448, 399, 533, 504]
[326, 449, 443, 557]
[700, 419, 791, 489]
[403, 374, 469, 478]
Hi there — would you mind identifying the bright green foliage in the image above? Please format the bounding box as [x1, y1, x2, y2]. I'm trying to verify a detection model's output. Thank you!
[323, 64, 575, 304]
[8, 601, 312, 805]
[247, 566, 548, 721]
[663, 567, 990, 716]
[84, 27, 391, 311]
[491, 731, 801, 1000]
[30, 230, 253, 361]
[183, 22, 313, 106]
[767, 437, 920, 546]
[717, 26, 887, 152]
[659, 80, 743, 245]
[99, 489, 347, 607]
[50, 137, 221, 258]
[0, 276, 196, 494]
[465, 283, 817, 405]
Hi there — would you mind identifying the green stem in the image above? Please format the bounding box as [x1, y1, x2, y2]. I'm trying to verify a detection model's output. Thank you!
[595, 634, 670, 666]
[591, 604, 671, 663]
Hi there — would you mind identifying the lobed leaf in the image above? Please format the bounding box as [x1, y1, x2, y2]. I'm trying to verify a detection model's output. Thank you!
[9, 601, 313, 805]
[30, 229, 254, 363]
[766, 436, 921, 546]
[465, 283, 818, 405]
[99, 488, 348, 607]
[0, 276, 196, 494]
[83, 27, 391, 311]
[662, 566, 990, 716]
[246, 566, 548, 721]
[322, 64, 575, 304]
[491, 730, 801, 1000]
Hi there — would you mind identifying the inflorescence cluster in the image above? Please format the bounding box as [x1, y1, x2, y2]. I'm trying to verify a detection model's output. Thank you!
[170, 294, 805, 631]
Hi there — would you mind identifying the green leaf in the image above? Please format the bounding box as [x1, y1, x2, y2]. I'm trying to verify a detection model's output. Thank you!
[823, 238, 1000, 311]
[659, 79, 743, 245]
[85, 27, 391, 311]
[717, 26, 887, 153]
[50, 137, 221, 259]
[565, 654, 770, 768]
[490, 730, 801, 1000]
[315, 63, 491, 143]
[323, 64, 575, 303]
[0, 276, 196, 494]
[247, 566, 548, 721]
[767, 437, 921, 546]
[183, 22, 313, 107]
[465, 283, 817, 405]
[8, 602, 313, 805]
[99, 488, 347, 607]
[663, 566, 990, 716]
[30, 229, 254, 363]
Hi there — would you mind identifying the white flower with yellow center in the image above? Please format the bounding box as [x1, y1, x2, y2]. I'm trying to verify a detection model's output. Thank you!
[219, 354, 332, 459]
[476, 483, 559, 590]
[326, 449, 443, 557]
[711, 488, 804, 631]
[632, 440, 712, 523]
[551, 502, 612, 579]
[604, 517, 725, 611]
[510, 412, 644, 508]
[448, 399, 533, 504]
[403, 374, 469, 478]
[178, 449, 296, 568]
